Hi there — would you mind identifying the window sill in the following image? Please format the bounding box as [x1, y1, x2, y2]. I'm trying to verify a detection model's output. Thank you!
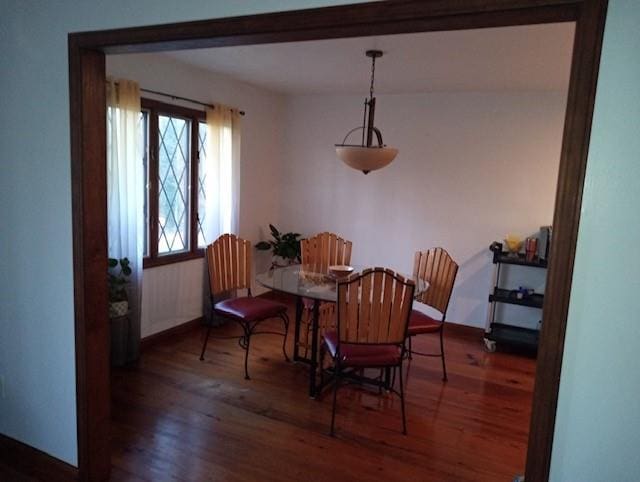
[143, 249, 204, 269]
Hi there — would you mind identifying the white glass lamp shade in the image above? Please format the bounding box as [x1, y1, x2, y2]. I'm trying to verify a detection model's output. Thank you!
[335, 145, 399, 174]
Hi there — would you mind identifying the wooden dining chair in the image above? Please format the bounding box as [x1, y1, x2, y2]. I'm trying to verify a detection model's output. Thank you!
[199, 234, 290, 380]
[300, 231, 353, 274]
[297, 232, 353, 358]
[321, 268, 415, 435]
[407, 248, 459, 381]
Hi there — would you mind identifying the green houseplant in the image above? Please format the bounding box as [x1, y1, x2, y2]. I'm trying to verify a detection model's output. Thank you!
[255, 224, 302, 267]
[108, 257, 132, 318]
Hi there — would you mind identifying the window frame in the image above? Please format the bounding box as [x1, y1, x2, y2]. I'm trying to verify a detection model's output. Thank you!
[142, 98, 206, 269]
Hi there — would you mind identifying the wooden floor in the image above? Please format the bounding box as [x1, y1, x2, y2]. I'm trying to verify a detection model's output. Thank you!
[110, 304, 535, 482]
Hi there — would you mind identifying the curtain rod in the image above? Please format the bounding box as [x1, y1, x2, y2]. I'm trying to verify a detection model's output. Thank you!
[141, 88, 245, 116]
[110, 81, 245, 116]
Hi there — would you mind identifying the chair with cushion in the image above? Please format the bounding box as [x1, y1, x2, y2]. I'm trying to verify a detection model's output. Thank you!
[407, 248, 459, 381]
[199, 233, 290, 380]
[322, 268, 415, 435]
[297, 232, 353, 358]
[300, 231, 353, 274]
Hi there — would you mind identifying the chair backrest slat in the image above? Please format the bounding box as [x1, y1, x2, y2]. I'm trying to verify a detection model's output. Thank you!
[301, 232, 353, 274]
[244, 241, 252, 289]
[379, 273, 394, 343]
[206, 234, 252, 296]
[389, 273, 407, 341]
[358, 271, 373, 342]
[327, 233, 336, 268]
[230, 234, 238, 288]
[413, 248, 458, 316]
[346, 274, 359, 341]
[337, 268, 415, 345]
[369, 269, 384, 342]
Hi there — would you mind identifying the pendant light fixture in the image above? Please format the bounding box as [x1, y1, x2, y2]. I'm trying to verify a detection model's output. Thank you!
[335, 50, 398, 174]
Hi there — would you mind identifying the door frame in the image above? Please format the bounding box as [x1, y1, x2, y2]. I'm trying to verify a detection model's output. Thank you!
[68, 0, 608, 480]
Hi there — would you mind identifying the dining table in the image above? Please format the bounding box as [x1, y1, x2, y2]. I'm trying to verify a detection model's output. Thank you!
[256, 265, 428, 398]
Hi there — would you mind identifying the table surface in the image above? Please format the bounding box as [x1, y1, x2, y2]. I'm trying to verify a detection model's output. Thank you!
[256, 265, 428, 302]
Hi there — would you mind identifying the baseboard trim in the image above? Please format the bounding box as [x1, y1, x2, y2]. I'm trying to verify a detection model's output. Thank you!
[140, 316, 204, 351]
[444, 322, 485, 339]
[0, 433, 78, 481]
[257, 291, 484, 339]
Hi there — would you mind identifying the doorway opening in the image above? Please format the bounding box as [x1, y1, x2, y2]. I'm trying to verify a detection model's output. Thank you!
[68, 2, 607, 480]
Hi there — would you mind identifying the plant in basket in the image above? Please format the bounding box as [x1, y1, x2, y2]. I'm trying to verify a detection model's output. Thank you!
[255, 224, 302, 268]
[108, 257, 132, 318]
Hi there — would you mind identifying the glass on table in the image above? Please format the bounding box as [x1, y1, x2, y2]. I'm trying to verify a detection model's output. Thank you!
[256, 265, 338, 302]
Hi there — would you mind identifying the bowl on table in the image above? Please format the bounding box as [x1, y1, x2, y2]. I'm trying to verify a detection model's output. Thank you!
[328, 265, 355, 279]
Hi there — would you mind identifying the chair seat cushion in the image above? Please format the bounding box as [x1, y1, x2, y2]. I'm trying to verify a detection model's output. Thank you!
[323, 331, 401, 368]
[214, 297, 287, 322]
[408, 310, 443, 335]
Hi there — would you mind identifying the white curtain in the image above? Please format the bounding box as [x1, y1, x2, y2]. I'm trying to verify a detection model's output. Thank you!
[203, 105, 241, 242]
[106, 78, 143, 363]
[202, 105, 241, 323]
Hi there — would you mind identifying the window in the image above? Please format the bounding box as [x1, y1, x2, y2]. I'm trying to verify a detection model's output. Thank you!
[196, 120, 208, 248]
[141, 99, 207, 268]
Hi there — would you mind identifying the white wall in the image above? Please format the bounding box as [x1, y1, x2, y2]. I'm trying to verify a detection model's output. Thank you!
[550, 1, 640, 480]
[0, 0, 364, 466]
[107, 53, 286, 336]
[280, 92, 565, 327]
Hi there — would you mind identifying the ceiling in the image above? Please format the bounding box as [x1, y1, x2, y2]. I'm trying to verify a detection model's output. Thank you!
[165, 23, 575, 95]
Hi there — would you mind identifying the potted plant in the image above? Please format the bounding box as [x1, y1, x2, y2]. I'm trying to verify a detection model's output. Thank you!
[108, 257, 131, 318]
[255, 224, 302, 268]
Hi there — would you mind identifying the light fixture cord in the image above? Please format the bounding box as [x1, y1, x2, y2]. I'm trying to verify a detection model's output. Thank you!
[362, 99, 367, 146]
[369, 54, 376, 101]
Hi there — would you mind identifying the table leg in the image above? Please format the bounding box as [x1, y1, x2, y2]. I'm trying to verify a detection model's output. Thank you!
[309, 299, 320, 398]
[294, 296, 303, 361]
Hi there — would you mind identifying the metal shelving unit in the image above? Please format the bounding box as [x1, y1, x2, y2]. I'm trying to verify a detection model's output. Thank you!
[484, 242, 546, 354]
[489, 288, 544, 309]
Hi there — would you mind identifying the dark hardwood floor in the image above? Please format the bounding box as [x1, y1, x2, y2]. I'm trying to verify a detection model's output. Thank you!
[110, 301, 535, 482]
